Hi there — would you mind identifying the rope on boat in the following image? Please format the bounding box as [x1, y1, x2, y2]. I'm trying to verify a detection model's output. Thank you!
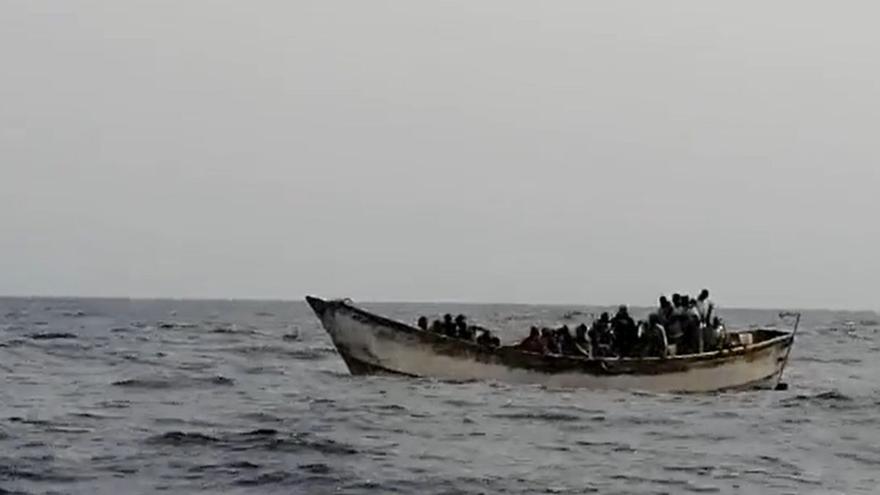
[775, 311, 801, 390]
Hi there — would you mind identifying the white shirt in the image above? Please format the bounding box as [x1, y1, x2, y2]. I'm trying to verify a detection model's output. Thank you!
[696, 299, 714, 323]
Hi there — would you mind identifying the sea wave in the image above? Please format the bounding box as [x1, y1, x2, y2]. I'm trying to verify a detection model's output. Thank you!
[28, 332, 77, 340]
[112, 375, 235, 389]
[147, 429, 361, 456]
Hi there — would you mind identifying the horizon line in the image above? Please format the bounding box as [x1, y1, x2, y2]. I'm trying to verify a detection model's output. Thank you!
[0, 293, 876, 314]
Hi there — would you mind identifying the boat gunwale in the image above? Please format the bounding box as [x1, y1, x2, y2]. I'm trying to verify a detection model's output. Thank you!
[321, 297, 794, 365]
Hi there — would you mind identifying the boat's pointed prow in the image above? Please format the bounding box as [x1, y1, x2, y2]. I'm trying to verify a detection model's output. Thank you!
[305, 296, 328, 318]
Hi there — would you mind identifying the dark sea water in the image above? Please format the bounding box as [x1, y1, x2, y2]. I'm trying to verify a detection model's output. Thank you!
[1, 297, 879, 495]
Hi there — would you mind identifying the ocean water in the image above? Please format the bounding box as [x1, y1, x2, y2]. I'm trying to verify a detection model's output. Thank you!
[1, 297, 879, 495]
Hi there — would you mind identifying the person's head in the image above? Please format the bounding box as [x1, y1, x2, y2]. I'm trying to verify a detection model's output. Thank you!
[617, 305, 628, 315]
[681, 295, 690, 306]
[672, 293, 681, 306]
[576, 324, 587, 338]
[648, 313, 659, 325]
[699, 289, 709, 301]
[559, 325, 571, 337]
[660, 296, 670, 308]
[529, 326, 539, 338]
[417, 316, 428, 328]
[455, 314, 466, 323]
[600, 312, 610, 321]
[444, 314, 453, 323]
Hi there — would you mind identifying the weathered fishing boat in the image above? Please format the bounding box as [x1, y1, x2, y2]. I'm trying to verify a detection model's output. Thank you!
[306, 296, 798, 393]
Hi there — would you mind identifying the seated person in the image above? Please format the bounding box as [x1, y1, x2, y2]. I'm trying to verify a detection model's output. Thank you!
[611, 305, 638, 357]
[665, 319, 683, 353]
[517, 327, 548, 354]
[442, 314, 457, 338]
[589, 313, 613, 357]
[639, 314, 668, 358]
[455, 314, 474, 340]
[701, 317, 719, 351]
[541, 327, 561, 354]
[678, 297, 701, 354]
[711, 317, 729, 349]
[476, 329, 500, 348]
[557, 325, 585, 356]
[417, 316, 428, 331]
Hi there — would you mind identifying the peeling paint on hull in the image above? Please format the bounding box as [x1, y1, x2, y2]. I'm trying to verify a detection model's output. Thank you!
[306, 297, 795, 393]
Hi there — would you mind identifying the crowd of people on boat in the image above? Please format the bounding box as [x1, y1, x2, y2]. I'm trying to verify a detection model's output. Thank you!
[576, 289, 723, 358]
[415, 289, 727, 359]
[417, 314, 502, 348]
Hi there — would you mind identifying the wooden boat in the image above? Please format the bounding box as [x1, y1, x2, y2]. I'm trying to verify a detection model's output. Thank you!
[306, 296, 797, 393]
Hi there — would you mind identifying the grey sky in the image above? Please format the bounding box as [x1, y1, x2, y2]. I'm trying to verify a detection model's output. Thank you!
[1, 2, 878, 309]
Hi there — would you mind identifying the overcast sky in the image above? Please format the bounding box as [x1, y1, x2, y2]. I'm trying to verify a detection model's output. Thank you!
[1, 2, 878, 309]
